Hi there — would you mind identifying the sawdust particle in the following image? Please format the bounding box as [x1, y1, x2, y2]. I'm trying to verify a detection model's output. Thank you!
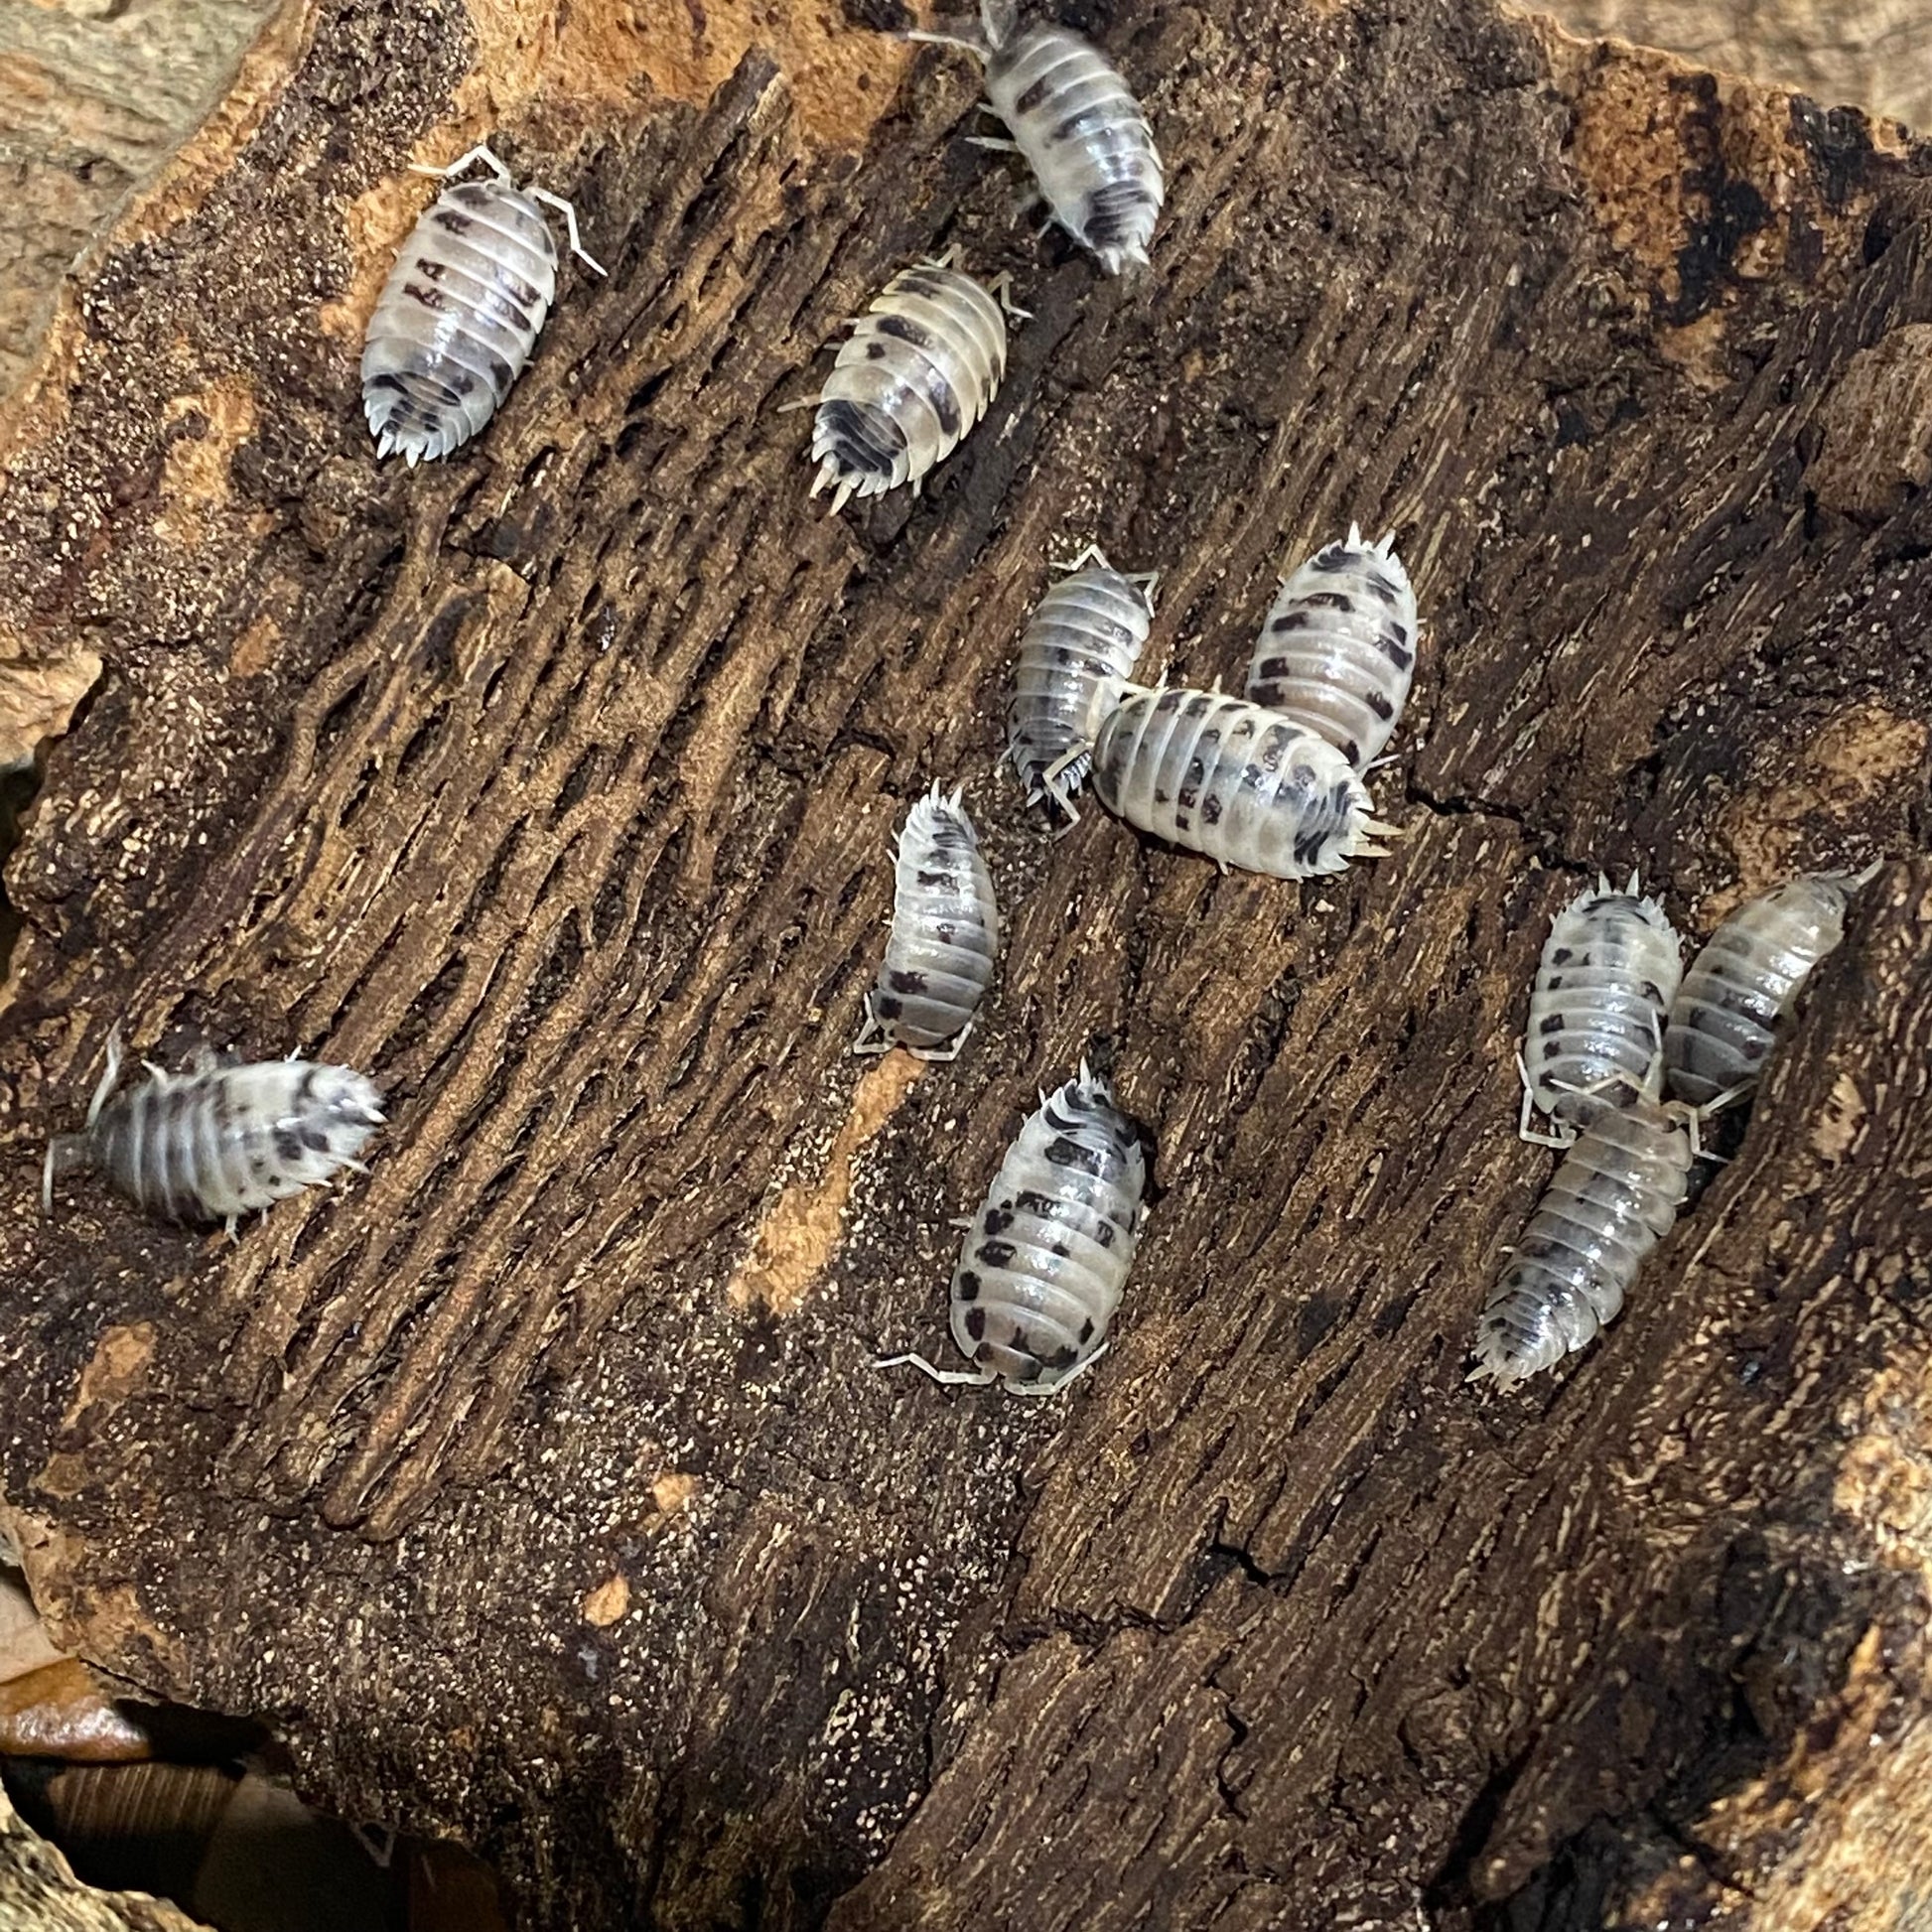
[729, 1050, 926, 1315]
[583, 1574, 631, 1627]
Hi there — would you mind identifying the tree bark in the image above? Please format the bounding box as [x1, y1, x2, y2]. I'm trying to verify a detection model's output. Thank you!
[2, 2, 1930, 1928]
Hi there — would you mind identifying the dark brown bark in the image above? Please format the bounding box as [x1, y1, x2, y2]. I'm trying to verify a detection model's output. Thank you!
[1, 2, 1930, 1927]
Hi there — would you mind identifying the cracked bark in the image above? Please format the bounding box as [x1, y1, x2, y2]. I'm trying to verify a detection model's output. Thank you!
[1, 1, 1931, 1929]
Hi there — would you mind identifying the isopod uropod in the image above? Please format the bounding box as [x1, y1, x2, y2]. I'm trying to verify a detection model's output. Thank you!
[1248, 525, 1420, 774]
[1006, 543, 1157, 827]
[1089, 687, 1396, 879]
[878, 1059, 1146, 1394]
[1519, 874, 1683, 1145]
[911, 0, 1165, 276]
[854, 784, 1001, 1060]
[361, 144, 605, 468]
[801, 248, 1025, 514]
[1472, 1057, 1693, 1387]
[44, 1033, 385, 1230]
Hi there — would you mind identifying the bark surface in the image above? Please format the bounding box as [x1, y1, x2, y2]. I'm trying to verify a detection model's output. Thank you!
[2, 1, 1931, 1927]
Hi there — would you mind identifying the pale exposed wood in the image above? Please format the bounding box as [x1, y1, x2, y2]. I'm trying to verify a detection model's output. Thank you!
[0, 2, 1930, 1929]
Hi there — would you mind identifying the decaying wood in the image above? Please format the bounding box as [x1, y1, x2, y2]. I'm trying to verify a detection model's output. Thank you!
[0, 1780, 212, 1932]
[0, 0, 1930, 1926]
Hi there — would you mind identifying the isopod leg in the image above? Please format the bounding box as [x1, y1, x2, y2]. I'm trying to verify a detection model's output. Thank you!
[908, 1024, 973, 1063]
[1011, 1340, 1110, 1398]
[874, 1351, 1000, 1387]
[1049, 541, 1111, 575]
[409, 142, 514, 185]
[852, 997, 892, 1057]
[526, 186, 608, 276]
[983, 272, 1033, 323]
[87, 1027, 126, 1126]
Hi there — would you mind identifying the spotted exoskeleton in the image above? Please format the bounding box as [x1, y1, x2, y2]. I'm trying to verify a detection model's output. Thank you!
[910, 0, 1164, 275]
[1665, 870, 1871, 1110]
[854, 784, 1001, 1059]
[800, 249, 1025, 514]
[1518, 874, 1683, 1146]
[1248, 525, 1419, 773]
[44, 1033, 385, 1230]
[1006, 544, 1157, 828]
[1089, 686, 1395, 879]
[877, 1060, 1146, 1393]
[361, 144, 604, 467]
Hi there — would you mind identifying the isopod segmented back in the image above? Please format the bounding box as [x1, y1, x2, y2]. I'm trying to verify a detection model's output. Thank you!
[854, 784, 1000, 1060]
[1006, 545, 1156, 826]
[1520, 875, 1682, 1143]
[1089, 687, 1394, 879]
[1249, 525, 1419, 773]
[912, 0, 1164, 276]
[805, 249, 1020, 514]
[360, 144, 603, 467]
[878, 1059, 1146, 1394]
[44, 1033, 385, 1229]
[1665, 871, 1866, 1109]
[1472, 1084, 1692, 1386]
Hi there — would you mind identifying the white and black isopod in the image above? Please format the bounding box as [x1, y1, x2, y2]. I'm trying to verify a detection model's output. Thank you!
[854, 784, 1001, 1060]
[361, 144, 605, 467]
[44, 1033, 385, 1230]
[1089, 687, 1396, 879]
[1665, 870, 1869, 1110]
[1006, 543, 1158, 827]
[1248, 525, 1420, 773]
[1518, 874, 1683, 1145]
[912, 0, 1164, 275]
[1471, 1063, 1693, 1386]
[801, 249, 1024, 514]
[878, 1060, 1146, 1393]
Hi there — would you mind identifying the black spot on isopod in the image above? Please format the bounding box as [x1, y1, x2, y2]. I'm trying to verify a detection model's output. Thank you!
[876, 996, 903, 1019]
[1539, 1015, 1565, 1035]
[1015, 73, 1055, 113]
[1552, 947, 1574, 965]
[1077, 1318, 1095, 1342]
[965, 1306, 988, 1340]
[1093, 1220, 1116, 1248]
[887, 970, 929, 994]
[1377, 636, 1414, 669]
[976, 1240, 1015, 1268]
[1364, 690, 1394, 720]
[1045, 1135, 1107, 1174]
[1202, 795, 1222, 823]
[1044, 1343, 1080, 1371]
[273, 1125, 304, 1167]
[1270, 613, 1315, 634]
[298, 1123, 333, 1154]
[957, 1271, 982, 1301]
[982, 1208, 1014, 1234]
[1311, 546, 1354, 573]
[1365, 576, 1402, 606]
[1543, 1040, 1563, 1059]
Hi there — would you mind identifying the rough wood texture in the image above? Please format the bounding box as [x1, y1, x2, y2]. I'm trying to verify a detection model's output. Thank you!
[1, 1, 1930, 1927]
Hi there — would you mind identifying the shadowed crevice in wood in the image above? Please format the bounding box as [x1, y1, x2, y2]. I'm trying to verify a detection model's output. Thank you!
[0, 1, 1930, 1928]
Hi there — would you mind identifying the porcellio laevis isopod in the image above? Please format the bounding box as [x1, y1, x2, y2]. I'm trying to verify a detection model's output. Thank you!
[1006, 543, 1157, 828]
[910, 0, 1164, 275]
[1248, 525, 1420, 774]
[44, 1033, 385, 1230]
[878, 1060, 1146, 1394]
[854, 784, 1001, 1060]
[1472, 1060, 1693, 1387]
[1665, 870, 1870, 1110]
[361, 144, 605, 467]
[1088, 687, 1396, 879]
[801, 248, 1025, 514]
[1518, 873, 1683, 1146]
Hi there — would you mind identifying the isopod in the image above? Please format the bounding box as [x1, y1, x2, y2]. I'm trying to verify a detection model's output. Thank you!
[1088, 686, 1396, 879]
[1006, 543, 1157, 827]
[1519, 873, 1682, 1145]
[44, 1033, 385, 1230]
[1472, 1061, 1693, 1386]
[878, 1059, 1146, 1393]
[802, 248, 1024, 514]
[911, 0, 1164, 275]
[854, 784, 1001, 1060]
[1248, 525, 1420, 773]
[361, 144, 605, 467]
[1665, 870, 1869, 1109]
